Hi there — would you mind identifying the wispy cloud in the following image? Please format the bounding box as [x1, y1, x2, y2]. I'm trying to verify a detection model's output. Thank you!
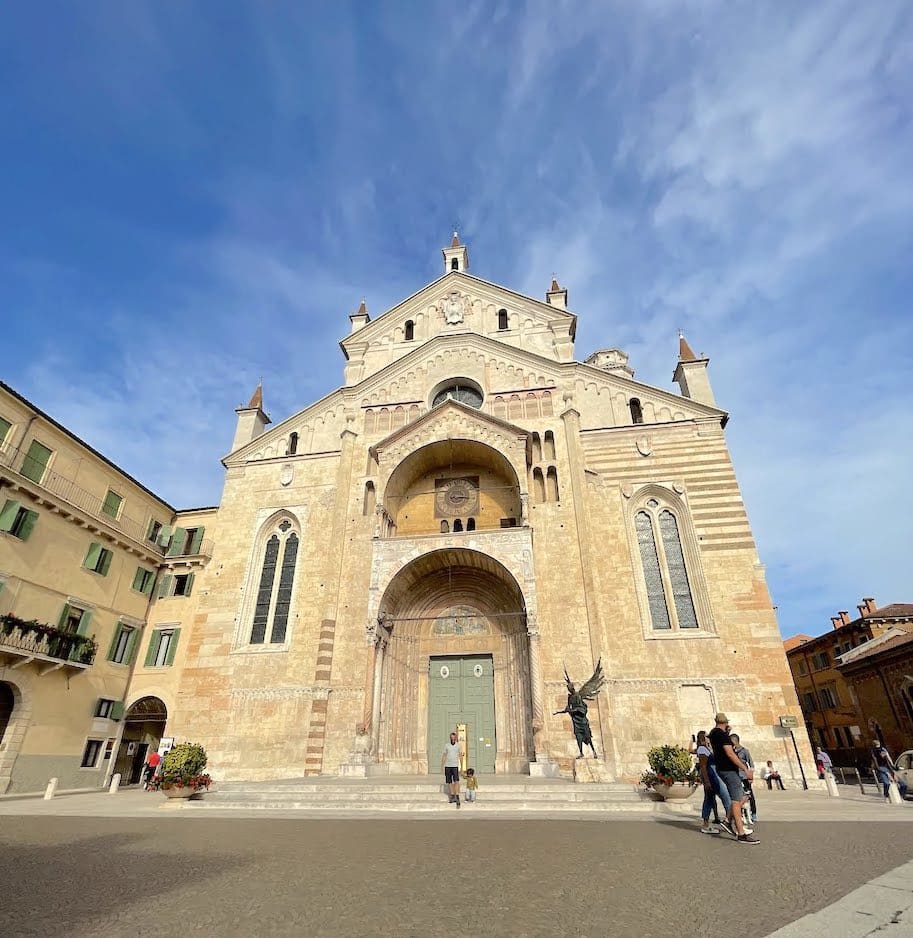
[2, 1, 911, 635]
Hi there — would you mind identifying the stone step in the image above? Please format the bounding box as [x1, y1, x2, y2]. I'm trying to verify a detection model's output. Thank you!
[189, 799, 660, 813]
[204, 790, 644, 805]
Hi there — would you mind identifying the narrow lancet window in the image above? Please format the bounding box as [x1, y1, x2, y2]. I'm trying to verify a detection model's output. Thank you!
[635, 512, 671, 630]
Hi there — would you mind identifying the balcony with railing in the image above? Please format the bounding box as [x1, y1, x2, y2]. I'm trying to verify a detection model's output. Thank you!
[0, 442, 166, 553]
[0, 614, 96, 674]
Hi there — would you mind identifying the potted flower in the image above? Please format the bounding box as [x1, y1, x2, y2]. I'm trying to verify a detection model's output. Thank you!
[640, 745, 698, 801]
[153, 742, 212, 800]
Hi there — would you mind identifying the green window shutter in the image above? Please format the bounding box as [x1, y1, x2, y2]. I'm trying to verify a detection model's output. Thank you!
[102, 491, 122, 517]
[110, 700, 124, 721]
[98, 549, 112, 577]
[167, 528, 187, 557]
[165, 627, 181, 666]
[142, 571, 154, 595]
[132, 567, 144, 591]
[77, 611, 92, 636]
[0, 416, 11, 443]
[106, 624, 124, 661]
[20, 441, 52, 483]
[58, 604, 71, 629]
[0, 499, 20, 532]
[189, 527, 204, 554]
[185, 573, 195, 597]
[84, 542, 101, 570]
[157, 574, 173, 599]
[125, 627, 139, 664]
[144, 631, 159, 667]
[158, 524, 172, 547]
[17, 510, 38, 541]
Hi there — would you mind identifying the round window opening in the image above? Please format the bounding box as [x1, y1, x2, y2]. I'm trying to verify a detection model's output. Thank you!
[432, 382, 483, 409]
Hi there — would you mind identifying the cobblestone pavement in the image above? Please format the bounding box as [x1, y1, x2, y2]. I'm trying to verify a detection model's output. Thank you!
[3, 817, 913, 937]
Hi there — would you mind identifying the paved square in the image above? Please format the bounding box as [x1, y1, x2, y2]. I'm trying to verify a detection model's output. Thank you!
[3, 817, 912, 937]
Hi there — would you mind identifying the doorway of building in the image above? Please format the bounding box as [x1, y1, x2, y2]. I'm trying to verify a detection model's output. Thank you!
[114, 696, 168, 785]
[0, 682, 14, 746]
[428, 655, 496, 774]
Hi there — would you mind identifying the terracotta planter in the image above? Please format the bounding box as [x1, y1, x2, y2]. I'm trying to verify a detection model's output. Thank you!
[161, 786, 201, 800]
[652, 782, 698, 801]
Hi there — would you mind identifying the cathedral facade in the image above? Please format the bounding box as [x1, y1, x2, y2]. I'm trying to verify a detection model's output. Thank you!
[120, 234, 805, 783]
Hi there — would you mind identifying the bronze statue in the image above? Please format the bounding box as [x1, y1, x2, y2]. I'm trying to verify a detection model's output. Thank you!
[554, 659, 605, 758]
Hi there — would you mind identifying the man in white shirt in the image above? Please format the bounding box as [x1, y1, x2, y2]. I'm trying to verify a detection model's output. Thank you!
[441, 731, 463, 809]
[761, 760, 786, 790]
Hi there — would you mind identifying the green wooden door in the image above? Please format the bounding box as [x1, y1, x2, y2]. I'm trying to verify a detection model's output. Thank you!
[428, 655, 496, 774]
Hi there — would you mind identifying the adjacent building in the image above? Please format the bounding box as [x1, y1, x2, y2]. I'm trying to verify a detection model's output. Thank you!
[2, 235, 813, 790]
[838, 622, 913, 759]
[784, 599, 913, 765]
[0, 383, 211, 792]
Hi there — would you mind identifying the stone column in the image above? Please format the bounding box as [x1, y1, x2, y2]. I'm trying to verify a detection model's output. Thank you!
[371, 633, 387, 755]
[526, 619, 552, 766]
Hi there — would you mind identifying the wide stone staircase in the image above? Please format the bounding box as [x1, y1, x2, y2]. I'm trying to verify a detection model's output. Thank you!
[188, 774, 668, 815]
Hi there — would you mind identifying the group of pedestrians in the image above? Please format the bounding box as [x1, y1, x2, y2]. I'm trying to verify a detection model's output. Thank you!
[694, 713, 761, 844]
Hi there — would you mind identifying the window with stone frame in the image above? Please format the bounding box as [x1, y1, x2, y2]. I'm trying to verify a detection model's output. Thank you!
[247, 516, 300, 646]
[633, 495, 703, 633]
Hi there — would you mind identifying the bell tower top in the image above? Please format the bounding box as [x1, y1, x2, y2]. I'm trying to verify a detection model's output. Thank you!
[442, 231, 469, 274]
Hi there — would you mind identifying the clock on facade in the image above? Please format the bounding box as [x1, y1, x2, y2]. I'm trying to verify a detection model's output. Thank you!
[434, 477, 480, 517]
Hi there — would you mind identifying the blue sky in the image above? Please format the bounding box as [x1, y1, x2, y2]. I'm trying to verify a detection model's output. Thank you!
[2, 2, 912, 638]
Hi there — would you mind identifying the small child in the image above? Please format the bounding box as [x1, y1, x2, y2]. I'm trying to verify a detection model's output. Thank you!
[464, 768, 478, 802]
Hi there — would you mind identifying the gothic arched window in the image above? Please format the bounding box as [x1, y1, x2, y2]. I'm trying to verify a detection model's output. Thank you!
[404, 320, 414, 341]
[633, 497, 700, 632]
[451, 257, 459, 270]
[248, 517, 300, 646]
[630, 398, 644, 425]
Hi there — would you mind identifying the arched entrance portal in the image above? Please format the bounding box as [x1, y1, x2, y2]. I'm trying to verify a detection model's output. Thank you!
[376, 548, 534, 774]
[114, 696, 168, 785]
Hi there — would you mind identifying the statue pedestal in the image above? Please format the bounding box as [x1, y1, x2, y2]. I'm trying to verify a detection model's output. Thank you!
[573, 757, 612, 784]
[529, 757, 561, 779]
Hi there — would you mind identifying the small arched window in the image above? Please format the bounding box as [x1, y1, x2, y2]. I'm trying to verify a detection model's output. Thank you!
[249, 518, 300, 645]
[498, 308, 508, 330]
[451, 257, 459, 271]
[546, 467, 560, 502]
[533, 468, 545, 503]
[453, 519, 464, 532]
[630, 399, 644, 425]
[440, 520, 450, 533]
[404, 320, 414, 341]
[363, 482, 376, 517]
[531, 432, 542, 464]
[544, 430, 556, 461]
[467, 518, 476, 531]
[287, 432, 299, 455]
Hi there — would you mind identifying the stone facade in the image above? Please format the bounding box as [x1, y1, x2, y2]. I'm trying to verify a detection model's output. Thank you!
[0, 236, 816, 789]
[159, 237, 811, 783]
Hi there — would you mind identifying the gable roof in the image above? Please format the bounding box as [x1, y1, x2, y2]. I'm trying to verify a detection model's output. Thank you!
[369, 398, 529, 458]
[339, 268, 577, 360]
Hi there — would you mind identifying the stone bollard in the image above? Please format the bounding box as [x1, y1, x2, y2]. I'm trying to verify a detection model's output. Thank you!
[109, 773, 121, 795]
[43, 777, 59, 800]
[825, 771, 840, 798]
[888, 781, 904, 805]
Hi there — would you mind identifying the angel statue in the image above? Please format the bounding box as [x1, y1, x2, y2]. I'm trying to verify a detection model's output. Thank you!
[553, 659, 606, 758]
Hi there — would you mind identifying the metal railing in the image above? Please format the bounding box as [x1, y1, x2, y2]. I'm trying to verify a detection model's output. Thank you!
[0, 615, 96, 667]
[0, 442, 164, 553]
